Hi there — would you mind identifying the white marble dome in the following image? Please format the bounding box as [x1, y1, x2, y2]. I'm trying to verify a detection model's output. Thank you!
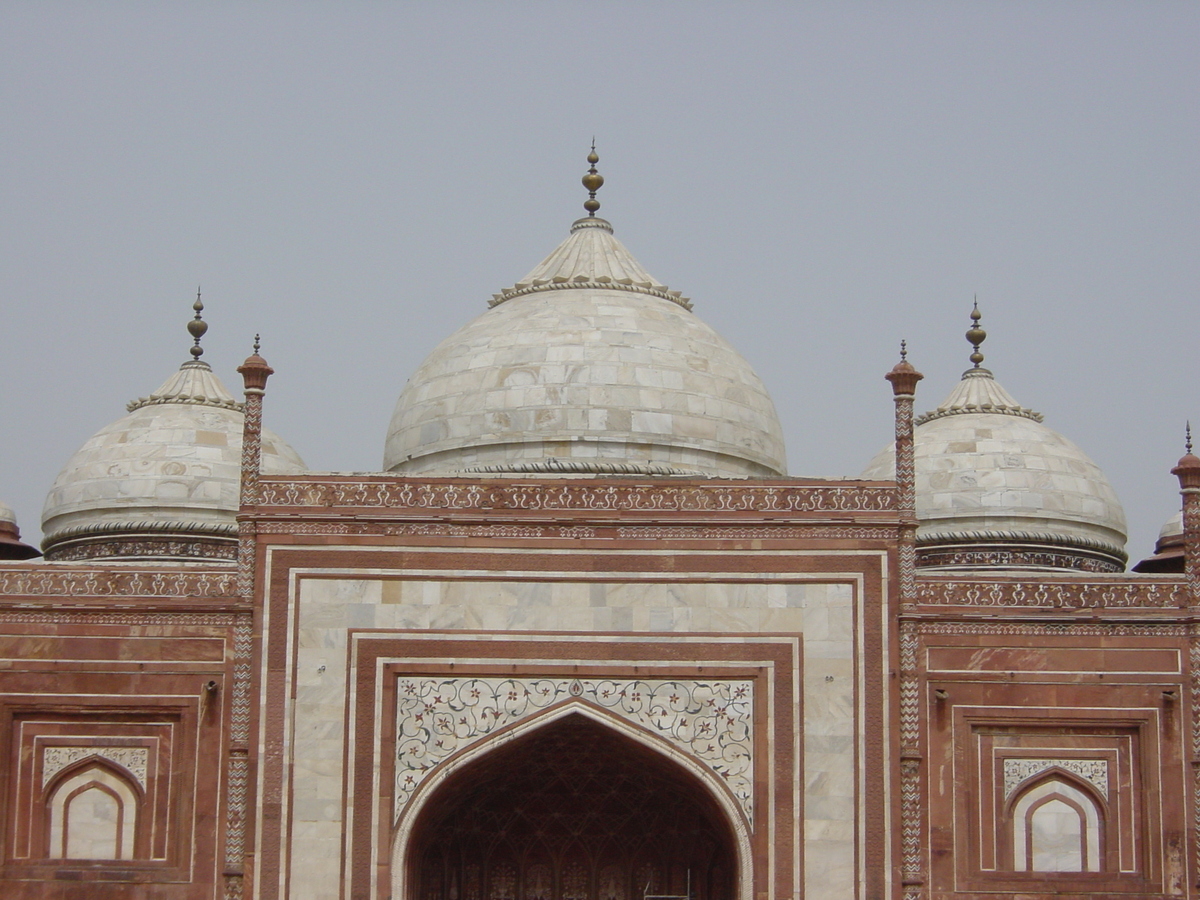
[1158, 509, 1183, 542]
[384, 216, 786, 478]
[863, 365, 1127, 571]
[0, 499, 39, 560]
[42, 357, 306, 560]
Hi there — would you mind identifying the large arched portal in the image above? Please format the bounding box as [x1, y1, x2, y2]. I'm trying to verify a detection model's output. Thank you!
[403, 713, 739, 900]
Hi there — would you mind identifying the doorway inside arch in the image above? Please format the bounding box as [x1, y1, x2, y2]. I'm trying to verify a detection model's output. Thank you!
[404, 713, 738, 900]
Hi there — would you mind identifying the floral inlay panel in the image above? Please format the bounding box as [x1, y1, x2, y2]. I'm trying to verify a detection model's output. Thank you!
[395, 677, 753, 820]
[1003, 758, 1109, 799]
[42, 746, 149, 788]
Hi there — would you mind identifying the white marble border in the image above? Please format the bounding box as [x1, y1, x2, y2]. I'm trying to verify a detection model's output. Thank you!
[255, 544, 887, 900]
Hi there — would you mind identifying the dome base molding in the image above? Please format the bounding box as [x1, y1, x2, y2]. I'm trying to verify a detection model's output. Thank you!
[917, 536, 1126, 574]
[42, 523, 238, 563]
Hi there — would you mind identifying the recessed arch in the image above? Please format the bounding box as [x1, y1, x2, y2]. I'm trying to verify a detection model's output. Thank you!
[45, 762, 140, 860]
[392, 702, 751, 900]
[1008, 775, 1104, 872]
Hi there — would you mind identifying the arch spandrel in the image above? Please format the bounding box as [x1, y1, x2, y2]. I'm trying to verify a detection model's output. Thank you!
[393, 676, 754, 822]
[392, 706, 752, 900]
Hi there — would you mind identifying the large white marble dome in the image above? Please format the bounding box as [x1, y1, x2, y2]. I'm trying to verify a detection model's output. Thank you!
[863, 331, 1127, 572]
[42, 349, 306, 561]
[384, 213, 786, 478]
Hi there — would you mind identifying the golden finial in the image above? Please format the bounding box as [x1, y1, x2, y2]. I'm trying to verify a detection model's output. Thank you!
[1187, 422, 1194, 455]
[965, 299, 986, 368]
[187, 286, 208, 360]
[582, 140, 603, 217]
[900, 339, 908, 361]
[253, 334, 261, 355]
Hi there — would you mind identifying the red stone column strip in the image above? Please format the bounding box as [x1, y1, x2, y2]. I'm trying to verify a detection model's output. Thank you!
[1191, 635, 1200, 889]
[1172, 433, 1200, 598]
[1173, 435, 1200, 886]
[887, 345, 926, 900]
[226, 340, 273, 900]
[886, 344, 923, 606]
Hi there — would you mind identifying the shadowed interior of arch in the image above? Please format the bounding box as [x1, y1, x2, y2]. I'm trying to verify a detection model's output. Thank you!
[404, 713, 738, 900]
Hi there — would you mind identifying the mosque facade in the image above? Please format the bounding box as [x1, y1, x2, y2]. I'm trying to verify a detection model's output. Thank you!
[0, 153, 1196, 900]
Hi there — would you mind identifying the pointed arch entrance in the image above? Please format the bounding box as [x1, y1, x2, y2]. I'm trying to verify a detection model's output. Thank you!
[399, 711, 740, 900]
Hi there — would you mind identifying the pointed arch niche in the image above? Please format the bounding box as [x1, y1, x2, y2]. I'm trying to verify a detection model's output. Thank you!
[393, 706, 748, 900]
[45, 759, 143, 861]
[1006, 773, 1106, 873]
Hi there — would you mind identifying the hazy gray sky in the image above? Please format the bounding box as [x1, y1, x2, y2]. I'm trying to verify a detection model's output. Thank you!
[2, 2, 1196, 561]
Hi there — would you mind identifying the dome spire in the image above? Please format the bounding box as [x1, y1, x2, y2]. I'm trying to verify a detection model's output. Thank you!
[966, 299, 986, 369]
[187, 287, 208, 361]
[582, 140, 603, 217]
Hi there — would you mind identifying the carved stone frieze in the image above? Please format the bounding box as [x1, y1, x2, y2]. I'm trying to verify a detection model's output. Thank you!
[0, 568, 238, 600]
[914, 621, 1188, 638]
[619, 525, 896, 541]
[915, 578, 1186, 609]
[252, 519, 897, 542]
[918, 545, 1123, 573]
[1002, 758, 1108, 798]
[395, 677, 753, 821]
[258, 478, 897, 515]
[42, 746, 149, 788]
[43, 535, 238, 563]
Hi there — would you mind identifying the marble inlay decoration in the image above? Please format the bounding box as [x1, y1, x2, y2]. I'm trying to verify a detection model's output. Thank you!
[395, 677, 753, 819]
[1003, 758, 1108, 799]
[43, 746, 149, 788]
[260, 477, 896, 514]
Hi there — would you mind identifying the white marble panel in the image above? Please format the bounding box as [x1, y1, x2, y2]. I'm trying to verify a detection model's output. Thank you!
[278, 568, 863, 900]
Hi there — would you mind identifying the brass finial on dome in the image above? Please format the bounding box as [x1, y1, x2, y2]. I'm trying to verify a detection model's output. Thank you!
[966, 299, 986, 368]
[1187, 421, 1194, 455]
[582, 140, 603, 217]
[253, 333, 261, 355]
[187, 287, 208, 360]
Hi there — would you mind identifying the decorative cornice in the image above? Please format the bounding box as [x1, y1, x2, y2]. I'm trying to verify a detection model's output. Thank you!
[126, 360, 243, 413]
[43, 519, 238, 544]
[252, 520, 897, 542]
[914, 577, 1187, 609]
[488, 215, 692, 310]
[0, 568, 239, 600]
[255, 477, 898, 517]
[489, 278, 693, 310]
[917, 545, 1124, 573]
[913, 621, 1189, 637]
[915, 369, 1042, 426]
[918, 528, 1124, 556]
[460, 459, 694, 476]
[916, 528, 1128, 570]
[44, 535, 238, 563]
[41, 520, 239, 562]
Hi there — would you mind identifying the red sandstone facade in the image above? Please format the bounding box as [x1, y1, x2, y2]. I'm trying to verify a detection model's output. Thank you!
[1, 367, 1196, 900]
[2, 475, 1190, 897]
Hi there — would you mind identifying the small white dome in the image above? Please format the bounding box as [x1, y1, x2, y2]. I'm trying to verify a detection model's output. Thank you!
[384, 216, 786, 478]
[1157, 509, 1183, 542]
[0, 499, 39, 560]
[42, 358, 305, 560]
[863, 366, 1127, 571]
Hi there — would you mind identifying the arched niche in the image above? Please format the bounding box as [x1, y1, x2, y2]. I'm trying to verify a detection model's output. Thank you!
[393, 705, 748, 900]
[1008, 774, 1104, 873]
[45, 761, 141, 860]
